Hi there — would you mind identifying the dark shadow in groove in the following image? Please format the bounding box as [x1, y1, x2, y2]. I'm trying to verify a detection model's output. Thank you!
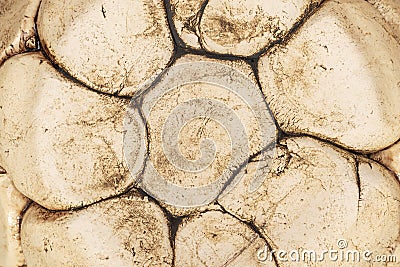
[0, 165, 6, 174]
[164, 0, 186, 48]
[354, 159, 362, 213]
[135, 187, 185, 267]
[217, 204, 281, 267]
[18, 200, 33, 240]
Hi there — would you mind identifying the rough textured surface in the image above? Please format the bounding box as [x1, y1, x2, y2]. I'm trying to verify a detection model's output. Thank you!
[219, 136, 400, 266]
[353, 158, 400, 263]
[0, 0, 40, 65]
[366, 0, 400, 42]
[136, 54, 276, 213]
[0, 173, 29, 267]
[21, 191, 173, 266]
[199, 0, 322, 56]
[174, 210, 276, 267]
[170, 0, 206, 49]
[258, 0, 400, 152]
[0, 53, 143, 210]
[37, 0, 175, 96]
[1, 0, 400, 265]
[371, 141, 400, 179]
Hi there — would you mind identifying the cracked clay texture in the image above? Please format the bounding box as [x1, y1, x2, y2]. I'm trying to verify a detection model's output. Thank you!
[0, 0, 399, 266]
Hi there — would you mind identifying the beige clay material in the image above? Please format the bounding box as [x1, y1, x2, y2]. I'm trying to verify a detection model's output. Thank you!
[37, 0, 174, 96]
[0, 0, 40, 65]
[137, 54, 276, 214]
[0, 52, 146, 211]
[169, 0, 206, 49]
[1, 0, 400, 265]
[199, 0, 323, 56]
[174, 210, 277, 267]
[219, 136, 400, 266]
[258, 0, 400, 153]
[366, 0, 400, 42]
[353, 158, 400, 265]
[371, 141, 400, 179]
[21, 191, 173, 266]
[387, 241, 400, 267]
[0, 173, 29, 267]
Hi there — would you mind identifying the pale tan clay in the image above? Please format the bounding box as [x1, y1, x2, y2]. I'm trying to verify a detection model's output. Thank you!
[21, 192, 173, 266]
[0, 173, 29, 267]
[351, 158, 400, 265]
[37, 0, 174, 96]
[139, 54, 276, 215]
[0, 53, 147, 211]
[1, 0, 400, 265]
[371, 141, 400, 179]
[219, 137, 400, 266]
[0, 0, 40, 65]
[170, 0, 206, 49]
[174, 210, 277, 267]
[366, 0, 400, 42]
[199, 0, 322, 56]
[258, 0, 400, 152]
[388, 241, 400, 267]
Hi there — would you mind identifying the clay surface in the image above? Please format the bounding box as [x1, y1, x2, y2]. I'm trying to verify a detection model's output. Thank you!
[0, 0, 40, 65]
[258, 0, 400, 152]
[37, 0, 175, 96]
[0, 173, 29, 267]
[0, 53, 144, 210]
[21, 192, 173, 266]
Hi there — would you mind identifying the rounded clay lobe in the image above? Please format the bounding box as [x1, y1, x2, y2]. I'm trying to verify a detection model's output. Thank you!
[258, 0, 400, 152]
[0, 53, 144, 210]
[199, 0, 322, 56]
[21, 192, 173, 266]
[37, 0, 175, 96]
[175, 210, 276, 267]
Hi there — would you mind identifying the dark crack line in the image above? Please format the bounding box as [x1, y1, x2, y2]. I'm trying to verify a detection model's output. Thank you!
[164, 0, 186, 48]
[215, 139, 278, 201]
[250, 0, 327, 59]
[196, 0, 210, 52]
[220, 234, 259, 267]
[217, 203, 281, 267]
[134, 187, 182, 267]
[354, 158, 362, 213]
[18, 200, 33, 240]
[286, 132, 369, 156]
[101, 5, 106, 18]
[0, 165, 6, 174]
[249, 57, 285, 139]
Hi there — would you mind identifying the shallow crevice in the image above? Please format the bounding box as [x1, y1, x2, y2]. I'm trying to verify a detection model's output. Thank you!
[195, 0, 210, 52]
[135, 187, 185, 267]
[34, 1, 125, 99]
[216, 203, 281, 267]
[249, 56, 285, 139]
[0, 165, 6, 174]
[18, 200, 33, 237]
[37, 178, 148, 213]
[215, 139, 278, 200]
[354, 158, 363, 213]
[39, 48, 134, 99]
[252, 0, 327, 59]
[284, 131, 370, 157]
[163, 0, 191, 49]
[175, 45, 253, 62]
